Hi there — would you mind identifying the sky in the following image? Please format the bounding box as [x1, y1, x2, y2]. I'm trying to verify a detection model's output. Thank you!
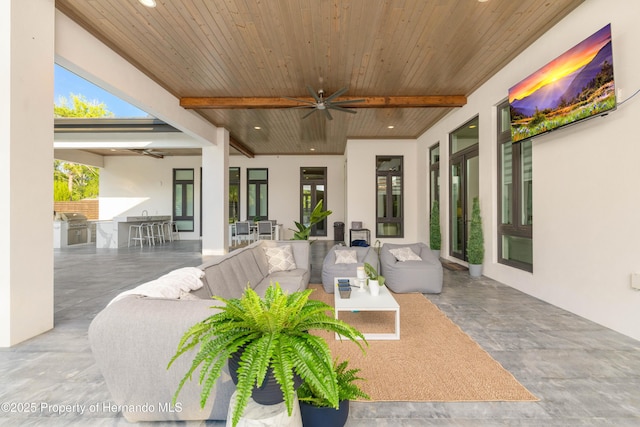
[509, 24, 612, 102]
[54, 64, 151, 118]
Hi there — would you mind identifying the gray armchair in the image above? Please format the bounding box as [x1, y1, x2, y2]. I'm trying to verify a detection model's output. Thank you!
[380, 242, 443, 293]
[321, 245, 378, 293]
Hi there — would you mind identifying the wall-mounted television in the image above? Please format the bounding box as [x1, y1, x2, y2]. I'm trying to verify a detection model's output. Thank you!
[509, 24, 616, 142]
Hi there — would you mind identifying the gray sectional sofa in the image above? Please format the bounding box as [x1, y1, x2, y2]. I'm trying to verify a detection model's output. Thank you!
[88, 240, 310, 422]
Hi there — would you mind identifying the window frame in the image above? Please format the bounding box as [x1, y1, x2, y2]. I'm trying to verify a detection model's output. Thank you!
[173, 168, 195, 232]
[300, 167, 328, 237]
[497, 100, 533, 272]
[247, 168, 268, 221]
[229, 167, 240, 223]
[375, 155, 404, 238]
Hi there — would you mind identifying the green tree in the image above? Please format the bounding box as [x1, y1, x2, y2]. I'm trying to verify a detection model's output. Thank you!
[53, 94, 110, 201]
[54, 93, 114, 118]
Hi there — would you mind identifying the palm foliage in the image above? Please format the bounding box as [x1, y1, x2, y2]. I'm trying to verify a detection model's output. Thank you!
[297, 358, 370, 407]
[168, 283, 366, 427]
[291, 199, 332, 240]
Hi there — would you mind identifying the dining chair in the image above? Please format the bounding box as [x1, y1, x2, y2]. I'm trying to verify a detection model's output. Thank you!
[235, 221, 253, 245]
[257, 221, 274, 240]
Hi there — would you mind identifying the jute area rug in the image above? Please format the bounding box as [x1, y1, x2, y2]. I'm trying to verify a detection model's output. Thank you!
[308, 285, 538, 402]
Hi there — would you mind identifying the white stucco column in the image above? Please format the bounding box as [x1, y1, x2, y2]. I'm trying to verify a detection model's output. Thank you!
[201, 128, 229, 256]
[0, 0, 55, 347]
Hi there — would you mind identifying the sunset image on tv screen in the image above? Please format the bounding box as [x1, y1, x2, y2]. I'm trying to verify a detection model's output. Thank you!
[508, 24, 615, 142]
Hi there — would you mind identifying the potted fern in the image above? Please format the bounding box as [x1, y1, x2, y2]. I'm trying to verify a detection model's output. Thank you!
[466, 197, 484, 277]
[298, 358, 370, 427]
[168, 283, 366, 427]
[430, 200, 441, 257]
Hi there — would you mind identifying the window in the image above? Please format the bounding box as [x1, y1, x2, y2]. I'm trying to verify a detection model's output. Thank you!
[301, 167, 327, 236]
[247, 168, 268, 221]
[430, 144, 440, 208]
[229, 167, 240, 222]
[498, 100, 533, 271]
[173, 169, 194, 232]
[376, 156, 403, 237]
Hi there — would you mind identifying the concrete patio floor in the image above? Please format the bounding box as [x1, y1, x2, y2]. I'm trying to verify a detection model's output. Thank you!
[1, 240, 639, 426]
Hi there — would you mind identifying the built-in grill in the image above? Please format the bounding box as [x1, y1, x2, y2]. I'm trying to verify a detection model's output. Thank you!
[54, 212, 89, 246]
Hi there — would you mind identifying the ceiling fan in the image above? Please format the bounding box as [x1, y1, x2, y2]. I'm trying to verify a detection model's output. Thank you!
[129, 148, 165, 159]
[285, 86, 365, 120]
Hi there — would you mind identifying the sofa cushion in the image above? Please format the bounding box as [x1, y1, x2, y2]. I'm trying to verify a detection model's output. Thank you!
[334, 249, 358, 264]
[389, 246, 422, 262]
[254, 270, 308, 296]
[201, 249, 265, 299]
[263, 244, 297, 273]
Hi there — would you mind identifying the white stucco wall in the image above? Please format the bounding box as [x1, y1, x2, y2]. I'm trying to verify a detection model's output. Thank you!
[99, 154, 347, 242]
[99, 155, 203, 240]
[229, 155, 346, 241]
[418, 0, 640, 341]
[345, 139, 420, 246]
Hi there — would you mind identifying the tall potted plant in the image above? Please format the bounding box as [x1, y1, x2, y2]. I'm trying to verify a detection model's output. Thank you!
[291, 199, 332, 241]
[168, 283, 366, 427]
[298, 358, 370, 427]
[429, 200, 441, 257]
[466, 197, 484, 277]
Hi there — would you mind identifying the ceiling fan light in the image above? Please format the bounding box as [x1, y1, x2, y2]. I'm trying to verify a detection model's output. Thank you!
[138, 0, 157, 8]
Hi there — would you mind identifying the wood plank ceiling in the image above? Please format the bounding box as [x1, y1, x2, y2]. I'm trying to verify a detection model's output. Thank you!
[55, 0, 584, 156]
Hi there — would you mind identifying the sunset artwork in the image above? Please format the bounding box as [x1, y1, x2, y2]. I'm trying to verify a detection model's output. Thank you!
[509, 24, 616, 142]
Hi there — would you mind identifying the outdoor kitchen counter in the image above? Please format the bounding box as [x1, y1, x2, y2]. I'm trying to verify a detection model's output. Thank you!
[96, 216, 171, 248]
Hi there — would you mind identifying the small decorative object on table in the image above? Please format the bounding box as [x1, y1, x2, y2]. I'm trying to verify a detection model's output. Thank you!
[337, 279, 351, 299]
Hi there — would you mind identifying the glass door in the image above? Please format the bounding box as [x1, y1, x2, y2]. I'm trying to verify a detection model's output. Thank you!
[449, 117, 479, 261]
[301, 167, 327, 236]
[450, 150, 479, 260]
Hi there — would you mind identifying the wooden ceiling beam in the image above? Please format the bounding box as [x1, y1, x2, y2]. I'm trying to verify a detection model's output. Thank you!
[180, 95, 467, 109]
[229, 136, 254, 158]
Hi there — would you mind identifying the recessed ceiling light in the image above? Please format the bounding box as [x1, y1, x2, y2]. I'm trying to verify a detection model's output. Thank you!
[478, 0, 489, 3]
[254, 126, 261, 130]
[138, 0, 157, 8]
[310, 148, 316, 151]
[469, 124, 477, 129]
[387, 125, 395, 129]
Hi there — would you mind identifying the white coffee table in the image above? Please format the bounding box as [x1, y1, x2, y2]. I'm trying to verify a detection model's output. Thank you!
[333, 277, 400, 340]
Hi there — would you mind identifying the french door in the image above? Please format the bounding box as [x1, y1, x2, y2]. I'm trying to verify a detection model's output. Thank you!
[450, 148, 479, 261]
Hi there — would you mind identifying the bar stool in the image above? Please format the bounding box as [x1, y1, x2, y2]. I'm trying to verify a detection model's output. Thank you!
[128, 223, 145, 247]
[142, 222, 156, 246]
[153, 222, 165, 244]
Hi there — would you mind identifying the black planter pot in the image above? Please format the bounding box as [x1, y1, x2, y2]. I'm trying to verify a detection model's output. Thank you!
[299, 400, 349, 427]
[228, 349, 302, 405]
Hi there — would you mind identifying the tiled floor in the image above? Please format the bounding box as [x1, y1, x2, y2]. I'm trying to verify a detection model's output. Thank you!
[1, 240, 639, 426]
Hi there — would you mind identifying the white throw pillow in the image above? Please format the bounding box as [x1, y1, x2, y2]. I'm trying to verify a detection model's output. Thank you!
[389, 247, 422, 262]
[264, 245, 297, 274]
[335, 249, 358, 264]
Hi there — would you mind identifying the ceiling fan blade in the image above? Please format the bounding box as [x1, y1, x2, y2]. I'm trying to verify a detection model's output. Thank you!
[324, 87, 348, 103]
[329, 98, 366, 105]
[306, 85, 322, 103]
[327, 104, 357, 114]
[323, 108, 333, 120]
[282, 96, 316, 106]
[301, 108, 318, 119]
